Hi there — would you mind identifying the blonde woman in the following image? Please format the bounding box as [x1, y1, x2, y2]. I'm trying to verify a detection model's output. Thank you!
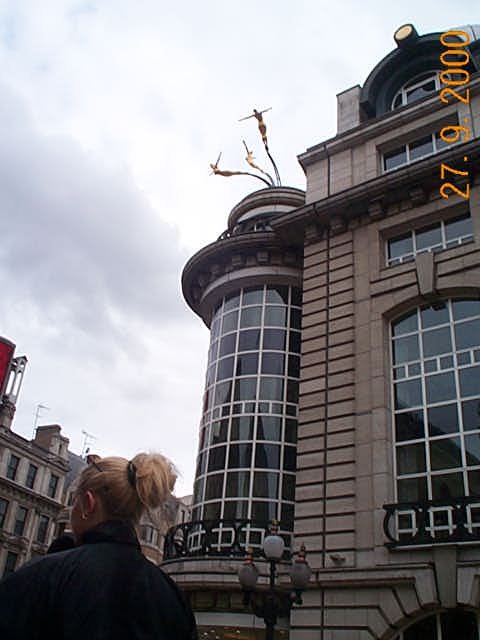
[0, 453, 198, 640]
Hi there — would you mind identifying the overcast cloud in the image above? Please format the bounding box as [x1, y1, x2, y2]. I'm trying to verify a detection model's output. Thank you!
[0, 0, 476, 495]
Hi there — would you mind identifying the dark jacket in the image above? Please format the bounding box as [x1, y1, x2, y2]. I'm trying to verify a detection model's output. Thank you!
[0, 520, 198, 640]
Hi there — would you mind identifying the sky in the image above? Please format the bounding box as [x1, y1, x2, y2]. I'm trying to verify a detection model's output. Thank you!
[0, 0, 477, 496]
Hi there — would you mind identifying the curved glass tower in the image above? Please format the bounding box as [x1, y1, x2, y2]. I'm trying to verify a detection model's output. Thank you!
[182, 186, 305, 549]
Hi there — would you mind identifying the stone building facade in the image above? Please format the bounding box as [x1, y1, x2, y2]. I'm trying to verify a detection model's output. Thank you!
[0, 423, 70, 576]
[165, 24, 480, 640]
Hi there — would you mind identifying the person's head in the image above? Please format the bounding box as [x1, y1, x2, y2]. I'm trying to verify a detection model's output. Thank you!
[70, 452, 177, 543]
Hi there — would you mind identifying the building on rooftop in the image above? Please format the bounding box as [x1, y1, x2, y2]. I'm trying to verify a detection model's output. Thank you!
[164, 23, 480, 640]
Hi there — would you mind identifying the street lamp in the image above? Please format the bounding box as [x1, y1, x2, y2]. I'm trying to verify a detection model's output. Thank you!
[237, 522, 311, 640]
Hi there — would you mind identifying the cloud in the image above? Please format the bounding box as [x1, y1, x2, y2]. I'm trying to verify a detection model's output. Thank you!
[0, 84, 188, 348]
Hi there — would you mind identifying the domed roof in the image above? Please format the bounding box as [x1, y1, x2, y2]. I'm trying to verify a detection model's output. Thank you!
[360, 24, 480, 118]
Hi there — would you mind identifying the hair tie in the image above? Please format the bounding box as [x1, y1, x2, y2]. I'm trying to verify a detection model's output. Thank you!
[127, 461, 137, 489]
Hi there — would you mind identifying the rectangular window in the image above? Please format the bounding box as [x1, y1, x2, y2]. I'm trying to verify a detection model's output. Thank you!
[14, 506, 28, 536]
[382, 125, 458, 173]
[3, 551, 18, 578]
[25, 464, 38, 490]
[0, 498, 9, 528]
[47, 474, 59, 499]
[6, 454, 20, 481]
[387, 212, 473, 266]
[36, 515, 49, 544]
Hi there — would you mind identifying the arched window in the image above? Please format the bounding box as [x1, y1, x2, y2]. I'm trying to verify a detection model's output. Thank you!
[395, 610, 479, 640]
[392, 299, 480, 504]
[391, 71, 441, 109]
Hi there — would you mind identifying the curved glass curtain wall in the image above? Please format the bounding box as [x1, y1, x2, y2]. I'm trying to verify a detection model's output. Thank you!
[192, 285, 301, 530]
[392, 299, 480, 502]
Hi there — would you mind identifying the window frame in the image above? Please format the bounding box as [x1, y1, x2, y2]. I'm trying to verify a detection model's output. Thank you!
[386, 212, 474, 266]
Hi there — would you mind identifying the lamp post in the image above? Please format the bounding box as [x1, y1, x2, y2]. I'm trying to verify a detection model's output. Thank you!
[237, 522, 311, 640]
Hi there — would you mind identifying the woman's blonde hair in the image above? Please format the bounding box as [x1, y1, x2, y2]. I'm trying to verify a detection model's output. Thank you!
[76, 452, 177, 524]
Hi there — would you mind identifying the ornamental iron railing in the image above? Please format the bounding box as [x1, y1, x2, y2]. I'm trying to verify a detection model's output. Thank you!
[383, 496, 480, 548]
[163, 518, 293, 561]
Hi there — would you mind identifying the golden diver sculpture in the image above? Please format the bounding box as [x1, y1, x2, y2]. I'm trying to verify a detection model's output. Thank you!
[209, 107, 281, 188]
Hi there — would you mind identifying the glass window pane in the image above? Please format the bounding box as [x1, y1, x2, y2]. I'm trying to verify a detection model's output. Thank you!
[283, 446, 297, 472]
[262, 329, 286, 351]
[251, 501, 277, 523]
[203, 502, 221, 520]
[396, 410, 425, 441]
[208, 446, 226, 472]
[225, 471, 251, 498]
[388, 234, 413, 262]
[397, 477, 427, 502]
[468, 470, 480, 496]
[428, 404, 459, 437]
[415, 224, 442, 251]
[224, 293, 240, 312]
[453, 300, 480, 321]
[253, 472, 279, 498]
[231, 416, 255, 441]
[264, 306, 287, 327]
[392, 312, 418, 336]
[236, 353, 258, 376]
[290, 308, 301, 330]
[431, 472, 465, 499]
[409, 135, 434, 161]
[396, 443, 426, 474]
[462, 399, 480, 431]
[256, 416, 282, 441]
[238, 329, 261, 352]
[214, 381, 232, 406]
[465, 434, 480, 466]
[421, 304, 449, 328]
[261, 352, 285, 375]
[384, 146, 407, 171]
[430, 437, 462, 470]
[445, 214, 472, 241]
[204, 473, 224, 500]
[228, 444, 253, 469]
[222, 311, 238, 334]
[288, 355, 300, 378]
[459, 366, 480, 398]
[287, 380, 299, 404]
[240, 306, 263, 328]
[223, 500, 248, 520]
[259, 377, 284, 401]
[242, 288, 264, 306]
[426, 372, 456, 404]
[289, 331, 301, 354]
[265, 286, 288, 305]
[406, 78, 436, 103]
[281, 503, 295, 528]
[282, 474, 296, 501]
[291, 288, 302, 307]
[393, 335, 419, 364]
[395, 379, 423, 410]
[435, 130, 450, 151]
[455, 318, 480, 350]
[210, 420, 229, 445]
[219, 333, 236, 357]
[216, 357, 234, 381]
[234, 377, 257, 401]
[193, 477, 204, 503]
[255, 443, 281, 469]
[422, 327, 452, 357]
[285, 419, 297, 443]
